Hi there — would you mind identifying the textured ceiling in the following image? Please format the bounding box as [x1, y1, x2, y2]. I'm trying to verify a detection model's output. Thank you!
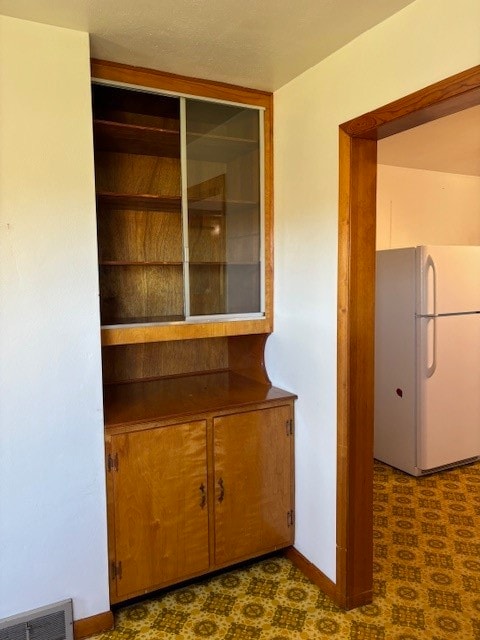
[0, 0, 415, 91]
[6, 1, 476, 175]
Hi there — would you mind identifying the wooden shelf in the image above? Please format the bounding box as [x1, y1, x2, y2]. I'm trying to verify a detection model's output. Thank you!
[100, 261, 183, 266]
[188, 198, 259, 214]
[96, 192, 181, 212]
[102, 314, 185, 328]
[94, 121, 255, 162]
[103, 370, 296, 428]
[94, 119, 180, 157]
[186, 132, 257, 162]
[97, 193, 257, 215]
[190, 262, 259, 266]
[100, 260, 258, 270]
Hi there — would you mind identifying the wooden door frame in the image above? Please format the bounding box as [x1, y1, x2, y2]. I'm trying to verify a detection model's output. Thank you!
[336, 64, 480, 609]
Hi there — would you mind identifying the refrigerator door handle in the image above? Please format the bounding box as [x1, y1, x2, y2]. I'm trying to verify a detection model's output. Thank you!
[426, 317, 437, 377]
[424, 254, 437, 317]
[425, 255, 437, 377]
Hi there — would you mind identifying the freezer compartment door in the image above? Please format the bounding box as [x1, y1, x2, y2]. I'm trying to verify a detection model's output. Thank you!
[417, 314, 480, 470]
[417, 245, 480, 315]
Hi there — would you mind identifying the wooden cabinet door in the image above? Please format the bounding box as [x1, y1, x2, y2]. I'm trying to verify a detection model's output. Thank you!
[213, 405, 294, 566]
[109, 421, 209, 600]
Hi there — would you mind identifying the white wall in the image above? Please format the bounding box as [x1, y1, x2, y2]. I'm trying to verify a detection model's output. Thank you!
[267, 0, 480, 581]
[377, 165, 480, 249]
[0, 16, 109, 620]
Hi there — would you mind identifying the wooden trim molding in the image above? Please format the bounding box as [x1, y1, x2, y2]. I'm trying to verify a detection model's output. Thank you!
[336, 130, 377, 610]
[336, 64, 480, 609]
[283, 547, 337, 602]
[341, 64, 480, 140]
[91, 59, 272, 108]
[73, 611, 114, 639]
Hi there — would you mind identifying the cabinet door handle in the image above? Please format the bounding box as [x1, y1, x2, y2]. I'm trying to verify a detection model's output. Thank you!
[217, 477, 225, 503]
[199, 483, 207, 509]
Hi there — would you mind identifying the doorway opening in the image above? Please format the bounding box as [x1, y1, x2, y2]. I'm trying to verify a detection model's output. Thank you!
[336, 65, 480, 609]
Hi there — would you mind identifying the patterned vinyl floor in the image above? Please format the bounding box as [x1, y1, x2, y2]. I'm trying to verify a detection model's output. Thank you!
[92, 460, 480, 639]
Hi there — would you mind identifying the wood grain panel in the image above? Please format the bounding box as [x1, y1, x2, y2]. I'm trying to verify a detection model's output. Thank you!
[102, 338, 229, 384]
[188, 214, 226, 263]
[227, 334, 270, 384]
[99, 264, 184, 323]
[189, 264, 225, 316]
[95, 152, 181, 197]
[92, 83, 180, 129]
[97, 209, 183, 263]
[109, 421, 209, 600]
[94, 120, 180, 157]
[102, 334, 270, 385]
[213, 405, 294, 566]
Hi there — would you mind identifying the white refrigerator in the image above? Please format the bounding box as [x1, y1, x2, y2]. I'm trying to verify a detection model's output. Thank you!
[375, 245, 480, 476]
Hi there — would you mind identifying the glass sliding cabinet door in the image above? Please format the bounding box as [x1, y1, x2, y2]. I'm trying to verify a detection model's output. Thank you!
[184, 99, 263, 319]
[93, 82, 265, 330]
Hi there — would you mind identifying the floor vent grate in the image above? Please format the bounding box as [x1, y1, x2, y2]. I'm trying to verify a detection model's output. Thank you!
[0, 600, 73, 640]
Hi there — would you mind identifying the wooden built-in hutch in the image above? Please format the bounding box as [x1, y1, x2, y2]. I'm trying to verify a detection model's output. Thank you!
[91, 60, 296, 605]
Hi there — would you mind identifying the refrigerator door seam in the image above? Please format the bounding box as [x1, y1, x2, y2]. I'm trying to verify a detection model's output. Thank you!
[416, 311, 480, 318]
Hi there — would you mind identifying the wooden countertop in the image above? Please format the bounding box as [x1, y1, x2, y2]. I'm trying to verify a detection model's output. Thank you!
[104, 370, 296, 428]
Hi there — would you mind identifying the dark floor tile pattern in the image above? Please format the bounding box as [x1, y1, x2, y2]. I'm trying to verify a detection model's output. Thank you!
[90, 460, 480, 638]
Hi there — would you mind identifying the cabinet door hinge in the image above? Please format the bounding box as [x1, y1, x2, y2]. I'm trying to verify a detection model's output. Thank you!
[287, 509, 295, 527]
[286, 419, 293, 436]
[107, 452, 118, 472]
[111, 560, 122, 580]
